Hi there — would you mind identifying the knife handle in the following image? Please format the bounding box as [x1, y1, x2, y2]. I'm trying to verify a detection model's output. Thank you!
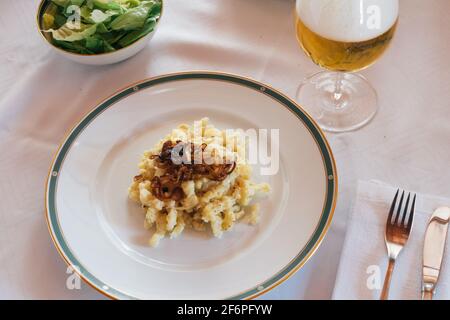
[422, 291, 433, 300]
[422, 290, 434, 300]
[422, 282, 435, 300]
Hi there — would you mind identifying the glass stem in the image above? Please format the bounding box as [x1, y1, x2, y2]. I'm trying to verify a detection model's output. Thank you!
[333, 72, 345, 110]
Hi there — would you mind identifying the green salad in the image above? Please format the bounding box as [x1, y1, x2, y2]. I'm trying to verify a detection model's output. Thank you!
[42, 0, 162, 54]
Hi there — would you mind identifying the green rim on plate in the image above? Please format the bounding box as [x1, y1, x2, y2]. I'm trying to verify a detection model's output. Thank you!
[45, 71, 337, 300]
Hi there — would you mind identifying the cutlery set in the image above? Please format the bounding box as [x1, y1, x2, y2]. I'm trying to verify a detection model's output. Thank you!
[380, 190, 450, 300]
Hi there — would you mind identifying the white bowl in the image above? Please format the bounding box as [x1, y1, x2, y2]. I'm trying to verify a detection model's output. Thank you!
[36, 0, 163, 65]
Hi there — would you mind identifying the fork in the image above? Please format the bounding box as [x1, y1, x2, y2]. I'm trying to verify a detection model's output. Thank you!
[380, 190, 416, 300]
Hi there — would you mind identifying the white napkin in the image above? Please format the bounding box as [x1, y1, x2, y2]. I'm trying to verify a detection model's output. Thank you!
[332, 180, 450, 300]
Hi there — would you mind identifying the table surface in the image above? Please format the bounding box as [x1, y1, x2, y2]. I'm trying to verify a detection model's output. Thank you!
[0, 0, 449, 300]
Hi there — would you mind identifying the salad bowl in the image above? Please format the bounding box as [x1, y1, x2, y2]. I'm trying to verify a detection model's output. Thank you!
[36, 0, 163, 65]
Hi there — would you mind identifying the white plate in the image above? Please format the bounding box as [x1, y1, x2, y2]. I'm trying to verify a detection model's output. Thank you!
[46, 72, 337, 300]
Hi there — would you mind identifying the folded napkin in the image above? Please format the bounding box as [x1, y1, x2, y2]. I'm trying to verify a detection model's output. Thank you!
[332, 180, 450, 300]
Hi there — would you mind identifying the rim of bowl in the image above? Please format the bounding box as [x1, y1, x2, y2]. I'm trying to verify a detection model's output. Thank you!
[36, 0, 164, 57]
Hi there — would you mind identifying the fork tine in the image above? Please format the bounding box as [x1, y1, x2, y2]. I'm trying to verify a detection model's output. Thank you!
[394, 191, 405, 225]
[407, 194, 416, 229]
[401, 193, 411, 226]
[387, 189, 399, 224]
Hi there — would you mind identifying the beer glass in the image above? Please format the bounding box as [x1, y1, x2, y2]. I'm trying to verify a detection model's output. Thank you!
[295, 0, 399, 132]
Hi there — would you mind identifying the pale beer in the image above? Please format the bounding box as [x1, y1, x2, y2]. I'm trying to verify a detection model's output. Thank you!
[295, 0, 399, 72]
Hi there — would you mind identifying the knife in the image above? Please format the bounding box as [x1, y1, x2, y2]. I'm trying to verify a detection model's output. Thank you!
[422, 207, 450, 300]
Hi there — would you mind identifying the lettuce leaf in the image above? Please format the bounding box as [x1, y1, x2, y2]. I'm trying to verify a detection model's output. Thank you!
[45, 23, 97, 42]
[51, 0, 86, 7]
[117, 17, 156, 47]
[110, 1, 155, 31]
[90, 0, 125, 12]
[90, 9, 118, 23]
[53, 39, 95, 54]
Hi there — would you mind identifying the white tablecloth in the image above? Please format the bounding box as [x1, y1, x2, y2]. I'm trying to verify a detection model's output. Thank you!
[0, 0, 449, 300]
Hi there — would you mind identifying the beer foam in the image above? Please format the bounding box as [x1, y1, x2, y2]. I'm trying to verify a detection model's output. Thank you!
[296, 0, 398, 42]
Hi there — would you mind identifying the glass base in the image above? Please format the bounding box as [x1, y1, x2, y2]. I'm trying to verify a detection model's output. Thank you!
[296, 71, 378, 133]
